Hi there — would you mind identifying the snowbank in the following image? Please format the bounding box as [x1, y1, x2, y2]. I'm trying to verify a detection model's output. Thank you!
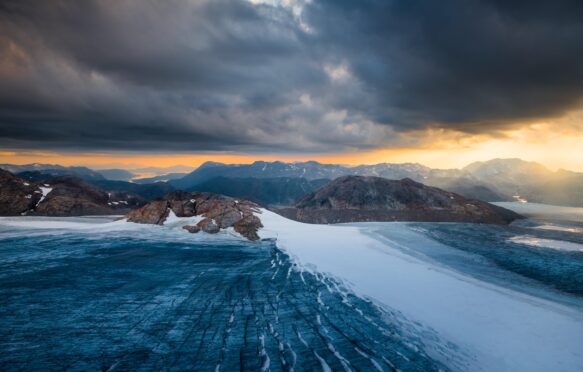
[258, 209, 583, 371]
[163, 210, 204, 227]
[0, 216, 131, 230]
[0, 215, 248, 241]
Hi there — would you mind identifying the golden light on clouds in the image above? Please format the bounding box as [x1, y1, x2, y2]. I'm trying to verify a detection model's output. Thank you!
[2, 115, 583, 171]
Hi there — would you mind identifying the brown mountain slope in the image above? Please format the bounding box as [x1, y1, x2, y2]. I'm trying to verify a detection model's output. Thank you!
[0, 169, 142, 216]
[278, 176, 522, 224]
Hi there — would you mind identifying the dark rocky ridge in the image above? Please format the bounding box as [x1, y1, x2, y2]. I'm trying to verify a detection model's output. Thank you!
[1, 163, 135, 182]
[0, 169, 43, 216]
[126, 191, 263, 240]
[36, 176, 144, 216]
[278, 176, 523, 225]
[17, 170, 174, 201]
[0, 169, 142, 216]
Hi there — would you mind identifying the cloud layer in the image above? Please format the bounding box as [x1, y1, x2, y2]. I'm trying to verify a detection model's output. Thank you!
[1, 0, 582, 152]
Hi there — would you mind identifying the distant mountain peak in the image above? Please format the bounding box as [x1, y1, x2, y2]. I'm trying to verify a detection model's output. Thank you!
[197, 161, 227, 169]
[464, 158, 549, 171]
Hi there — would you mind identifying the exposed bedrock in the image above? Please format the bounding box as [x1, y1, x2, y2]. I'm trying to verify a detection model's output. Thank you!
[126, 191, 263, 240]
[279, 176, 523, 225]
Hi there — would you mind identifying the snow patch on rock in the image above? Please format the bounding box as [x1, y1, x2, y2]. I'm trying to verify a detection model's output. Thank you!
[36, 186, 52, 206]
[163, 209, 204, 227]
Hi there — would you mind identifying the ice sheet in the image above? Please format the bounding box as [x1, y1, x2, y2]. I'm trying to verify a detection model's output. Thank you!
[258, 209, 583, 371]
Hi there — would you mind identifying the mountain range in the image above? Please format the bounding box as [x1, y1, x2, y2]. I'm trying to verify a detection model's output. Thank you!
[168, 158, 583, 207]
[2, 158, 583, 207]
[0, 163, 189, 183]
[0, 164, 114, 182]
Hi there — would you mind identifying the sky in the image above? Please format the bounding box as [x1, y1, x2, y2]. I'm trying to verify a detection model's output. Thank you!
[1, 0, 583, 171]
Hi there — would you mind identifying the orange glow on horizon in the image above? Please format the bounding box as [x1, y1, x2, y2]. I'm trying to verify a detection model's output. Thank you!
[2, 120, 583, 172]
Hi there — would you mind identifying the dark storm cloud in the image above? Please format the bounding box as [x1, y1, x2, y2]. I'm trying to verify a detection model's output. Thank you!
[0, 0, 340, 151]
[0, 0, 582, 152]
[304, 0, 583, 131]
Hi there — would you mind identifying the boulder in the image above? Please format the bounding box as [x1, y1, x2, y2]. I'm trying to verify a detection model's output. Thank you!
[205, 206, 243, 228]
[234, 215, 263, 241]
[126, 200, 169, 224]
[182, 225, 201, 234]
[197, 218, 220, 234]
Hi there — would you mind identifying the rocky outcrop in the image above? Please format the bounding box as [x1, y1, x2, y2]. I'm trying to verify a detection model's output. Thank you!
[34, 176, 113, 216]
[34, 176, 144, 216]
[197, 218, 220, 234]
[182, 224, 201, 234]
[279, 176, 523, 225]
[0, 169, 143, 216]
[123, 200, 169, 224]
[126, 191, 263, 240]
[233, 215, 263, 241]
[0, 169, 43, 215]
